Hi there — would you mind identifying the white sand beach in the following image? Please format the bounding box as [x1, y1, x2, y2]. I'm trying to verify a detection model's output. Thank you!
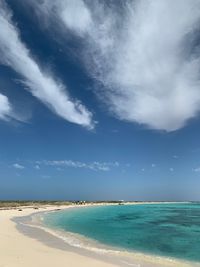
[0, 206, 119, 267]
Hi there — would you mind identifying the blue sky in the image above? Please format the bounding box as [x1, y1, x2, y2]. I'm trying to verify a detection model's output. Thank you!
[1, 0, 200, 201]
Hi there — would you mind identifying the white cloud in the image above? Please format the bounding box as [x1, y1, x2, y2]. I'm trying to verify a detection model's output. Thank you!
[0, 93, 12, 120]
[13, 163, 25, 169]
[30, 0, 92, 35]
[0, 1, 93, 129]
[0, 92, 22, 121]
[37, 160, 119, 171]
[58, 0, 92, 35]
[31, 0, 200, 131]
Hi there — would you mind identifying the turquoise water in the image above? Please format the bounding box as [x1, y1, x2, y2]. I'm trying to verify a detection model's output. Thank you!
[43, 203, 200, 262]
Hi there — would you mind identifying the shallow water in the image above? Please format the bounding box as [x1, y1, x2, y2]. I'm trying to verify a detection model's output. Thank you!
[43, 203, 200, 263]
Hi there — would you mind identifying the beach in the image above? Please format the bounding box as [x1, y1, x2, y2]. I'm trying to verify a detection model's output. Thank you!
[0, 205, 121, 267]
[0, 204, 199, 267]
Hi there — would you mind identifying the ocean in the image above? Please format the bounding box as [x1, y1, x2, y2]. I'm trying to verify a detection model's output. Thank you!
[42, 203, 200, 263]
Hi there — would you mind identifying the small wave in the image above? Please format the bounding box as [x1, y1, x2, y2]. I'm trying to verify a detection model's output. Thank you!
[22, 214, 122, 256]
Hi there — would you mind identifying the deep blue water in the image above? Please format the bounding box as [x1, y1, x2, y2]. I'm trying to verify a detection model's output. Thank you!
[43, 203, 200, 262]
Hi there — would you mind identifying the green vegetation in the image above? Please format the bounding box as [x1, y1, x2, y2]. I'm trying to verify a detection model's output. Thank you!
[0, 200, 125, 209]
[0, 201, 72, 208]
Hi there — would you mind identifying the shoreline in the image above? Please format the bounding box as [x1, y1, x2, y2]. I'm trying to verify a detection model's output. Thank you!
[1, 203, 199, 267]
[28, 204, 200, 267]
[0, 204, 121, 267]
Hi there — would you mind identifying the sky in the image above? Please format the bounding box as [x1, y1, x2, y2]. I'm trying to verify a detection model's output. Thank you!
[1, 0, 200, 201]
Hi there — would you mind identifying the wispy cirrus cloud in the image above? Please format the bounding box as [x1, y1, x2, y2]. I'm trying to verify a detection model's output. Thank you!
[0, 1, 94, 129]
[0, 92, 23, 122]
[30, 0, 200, 131]
[37, 160, 119, 171]
[0, 93, 12, 120]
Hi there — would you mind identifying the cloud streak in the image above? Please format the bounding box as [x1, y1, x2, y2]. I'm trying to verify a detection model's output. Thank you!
[0, 93, 12, 120]
[37, 160, 119, 171]
[0, 92, 23, 122]
[0, 1, 93, 129]
[31, 0, 200, 131]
